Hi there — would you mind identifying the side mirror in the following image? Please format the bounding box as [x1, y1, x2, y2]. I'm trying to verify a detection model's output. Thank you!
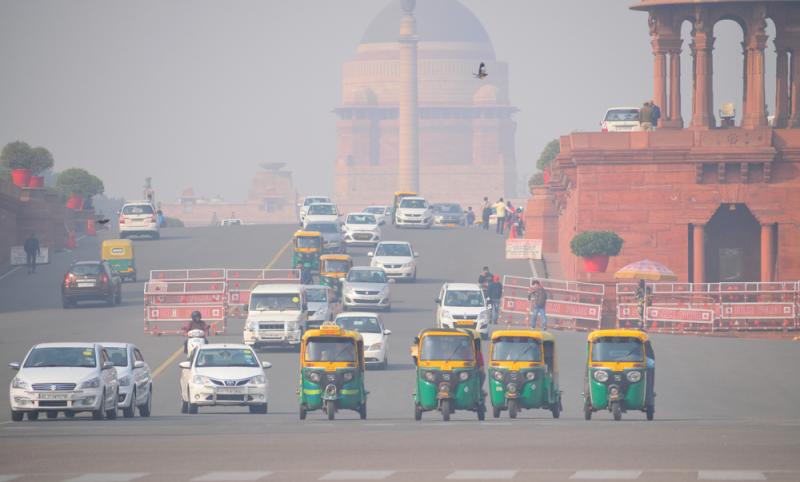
[9, 362, 20, 371]
[413, 336, 420, 344]
[384, 329, 392, 335]
[367, 252, 374, 257]
[414, 252, 420, 257]
[179, 361, 191, 369]
[261, 361, 272, 370]
[102, 361, 114, 370]
[133, 360, 145, 369]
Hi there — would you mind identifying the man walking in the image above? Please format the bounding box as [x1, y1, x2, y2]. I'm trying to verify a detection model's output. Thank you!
[488, 274, 503, 324]
[650, 100, 661, 129]
[481, 197, 491, 230]
[23, 233, 40, 274]
[493, 198, 507, 235]
[528, 280, 548, 330]
[639, 101, 654, 131]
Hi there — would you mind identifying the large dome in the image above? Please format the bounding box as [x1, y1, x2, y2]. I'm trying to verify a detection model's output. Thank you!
[361, 0, 492, 46]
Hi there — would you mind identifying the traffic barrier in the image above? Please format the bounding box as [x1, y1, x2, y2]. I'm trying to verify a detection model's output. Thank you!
[144, 279, 227, 335]
[226, 269, 300, 318]
[149, 268, 226, 282]
[65, 231, 77, 249]
[498, 276, 605, 331]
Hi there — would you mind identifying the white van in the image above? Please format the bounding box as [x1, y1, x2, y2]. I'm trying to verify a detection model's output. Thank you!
[243, 284, 307, 349]
[119, 201, 160, 239]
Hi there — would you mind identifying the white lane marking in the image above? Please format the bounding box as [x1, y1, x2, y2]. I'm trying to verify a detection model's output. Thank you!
[0, 476, 21, 482]
[319, 471, 395, 480]
[191, 472, 272, 481]
[446, 470, 517, 480]
[698, 471, 766, 481]
[64, 474, 149, 482]
[570, 471, 642, 480]
[0, 267, 19, 282]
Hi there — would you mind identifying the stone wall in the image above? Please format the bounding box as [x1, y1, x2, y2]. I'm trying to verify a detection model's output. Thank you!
[0, 180, 21, 267]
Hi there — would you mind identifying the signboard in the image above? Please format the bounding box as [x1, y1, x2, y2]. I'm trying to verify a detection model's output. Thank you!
[10, 246, 49, 266]
[145, 305, 225, 321]
[720, 303, 795, 320]
[505, 239, 542, 260]
[646, 307, 715, 324]
[546, 300, 602, 321]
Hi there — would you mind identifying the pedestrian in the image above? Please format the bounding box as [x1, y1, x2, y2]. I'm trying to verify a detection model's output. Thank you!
[651, 99, 661, 129]
[639, 101, 654, 131]
[528, 280, 548, 330]
[481, 197, 491, 230]
[493, 198, 507, 234]
[514, 207, 525, 237]
[488, 274, 503, 324]
[478, 266, 492, 297]
[505, 201, 514, 231]
[465, 206, 476, 227]
[23, 233, 41, 274]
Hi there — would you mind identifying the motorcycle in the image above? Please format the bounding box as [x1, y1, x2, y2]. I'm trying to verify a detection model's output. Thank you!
[185, 329, 207, 357]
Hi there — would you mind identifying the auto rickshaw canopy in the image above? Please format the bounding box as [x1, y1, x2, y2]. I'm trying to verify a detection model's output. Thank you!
[101, 239, 134, 259]
[588, 328, 648, 343]
[294, 231, 322, 250]
[320, 254, 352, 273]
[491, 329, 555, 343]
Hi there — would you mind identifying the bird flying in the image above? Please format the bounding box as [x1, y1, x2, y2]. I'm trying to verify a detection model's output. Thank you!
[473, 62, 487, 80]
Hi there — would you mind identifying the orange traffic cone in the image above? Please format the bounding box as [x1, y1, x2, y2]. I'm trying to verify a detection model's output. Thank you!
[66, 231, 77, 249]
[508, 222, 517, 239]
[87, 219, 96, 236]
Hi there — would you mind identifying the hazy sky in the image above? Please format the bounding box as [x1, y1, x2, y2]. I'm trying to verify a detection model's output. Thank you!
[0, 1, 777, 201]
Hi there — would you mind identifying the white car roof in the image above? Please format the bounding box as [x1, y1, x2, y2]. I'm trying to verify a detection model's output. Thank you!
[199, 343, 254, 350]
[444, 283, 483, 291]
[346, 212, 376, 219]
[335, 312, 379, 319]
[377, 241, 410, 246]
[366, 205, 388, 209]
[251, 283, 303, 294]
[310, 202, 335, 207]
[97, 342, 132, 349]
[123, 201, 153, 206]
[401, 197, 426, 201]
[605, 107, 639, 112]
[33, 342, 96, 349]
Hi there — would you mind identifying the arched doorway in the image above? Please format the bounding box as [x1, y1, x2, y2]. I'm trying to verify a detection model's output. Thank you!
[705, 203, 760, 282]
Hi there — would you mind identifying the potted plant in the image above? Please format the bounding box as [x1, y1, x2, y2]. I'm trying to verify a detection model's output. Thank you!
[28, 147, 54, 188]
[1, 141, 34, 187]
[570, 231, 624, 273]
[56, 168, 105, 210]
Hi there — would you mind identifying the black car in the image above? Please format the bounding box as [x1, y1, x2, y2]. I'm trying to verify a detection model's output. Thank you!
[431, 203, 466, 226]
[62, 261, 122, 308]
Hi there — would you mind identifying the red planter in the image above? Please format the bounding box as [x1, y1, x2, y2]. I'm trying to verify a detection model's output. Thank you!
[11, 168, 31, 188]
[66, 193, 83, 210]
[543, 169, 550, 184]
[27, 175, 44, 188]
[582, 255, 610, 273]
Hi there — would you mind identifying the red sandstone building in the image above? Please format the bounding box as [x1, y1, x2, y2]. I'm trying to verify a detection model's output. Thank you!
[525, 0, 800, 284]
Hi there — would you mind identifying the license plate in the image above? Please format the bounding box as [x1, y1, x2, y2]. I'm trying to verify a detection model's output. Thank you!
[216, 387, 243, 394]
[77, 281, 96, 287]
[455, 321, 475, 326]
[38, 393, 69, 400]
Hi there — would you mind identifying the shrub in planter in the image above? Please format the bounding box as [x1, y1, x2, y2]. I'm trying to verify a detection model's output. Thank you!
[29, 147, 54, 175]
[570, 231, 624, 273]
[1, 141, 35, 187]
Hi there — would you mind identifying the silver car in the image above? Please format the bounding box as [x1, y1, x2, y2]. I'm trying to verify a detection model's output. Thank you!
[342, 267, 394, 312]
[100, 342, 153, 418]
[305, 221, 345, 254]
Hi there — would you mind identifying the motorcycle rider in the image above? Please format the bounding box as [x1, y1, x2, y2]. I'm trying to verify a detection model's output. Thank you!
[184, 311, 209, 354]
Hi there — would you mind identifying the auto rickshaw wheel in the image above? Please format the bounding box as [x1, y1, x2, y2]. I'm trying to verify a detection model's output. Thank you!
[326, 401, 336, 421]
[611, 401, 622, 421]
[551, 403, 560, 419]
[359, 402, 367, 420]
[646, 405, 654, 421]
[299, 405, 307, 420]
[508, 399, 518, 419]
[492, 406, 501, 418]
[414, 403, 422, 421]
[477, 404, 485, 421]
[583, 401, 592, 421]
[441, 400, 451, 422]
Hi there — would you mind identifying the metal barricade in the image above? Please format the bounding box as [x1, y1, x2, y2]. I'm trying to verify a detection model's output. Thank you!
[144, 278, 227, 336]
[225, 269, 301, 318]
[498, 276, 605, 331]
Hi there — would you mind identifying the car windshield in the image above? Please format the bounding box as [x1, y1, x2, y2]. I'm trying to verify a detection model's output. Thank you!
[249, 293, 302, 311]
[105, 347, 128, 367]
[122, 204, 154, 215]
[347, 270, 386, 283]
[70, 264, 102, 275]
[347, 214, 376, 225]
[336, 316, 382, 334]
[305, 197, 329, 206]
[420, 335, 474, 361]
[592, 337, 644, 362]
[309, 204, 336, 215]
[306, 223, 339, 233]
[364, 207, 385, 215]
[604, 109, 639, 121]
[196, 348, 259, 368]
[444, 290, 485, 307]
[296, 236, 321, 249]
[375, 244, 411, 257]
[305, 337, 356, 362]
[323, 260, 350, 273]
[400, 199, 427, 209]
[491, 337, 542, 362]
[305, 288, 328, 302]
[24, 347, 97, 368]
[433, 204, 461, 213]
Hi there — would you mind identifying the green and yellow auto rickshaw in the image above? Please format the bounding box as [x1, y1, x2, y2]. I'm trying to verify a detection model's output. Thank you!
[391, 191, 417, 225]
[101, 239, 136, 282]
[488, 330, 562, 419]
[411, 328, 485, 421]
[298, 322, 367, 420]
[319, 254, 352, 299]
[292, 231, 322, 273]
[583, 329, 655, 421]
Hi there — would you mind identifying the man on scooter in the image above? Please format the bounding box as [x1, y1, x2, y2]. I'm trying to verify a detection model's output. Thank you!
[184, 311, 209, 354]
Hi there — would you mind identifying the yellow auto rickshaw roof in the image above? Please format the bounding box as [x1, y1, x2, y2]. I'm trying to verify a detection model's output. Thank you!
[303, 322, 362, 342]
[394, 191, 417, 197]
[320, 254, 352, 261]
[294, 231, 322, 238]
[102, 239, 133, 249]
[587, 329, 648, 342]
[418, 327, 472, 339]
[491, 329, 554, 342]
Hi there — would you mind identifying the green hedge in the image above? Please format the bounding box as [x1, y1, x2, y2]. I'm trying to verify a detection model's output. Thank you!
[570, 231, 624, 257]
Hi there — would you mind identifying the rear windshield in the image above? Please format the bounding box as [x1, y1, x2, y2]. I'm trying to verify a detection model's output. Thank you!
[24, 347, 97, 368]
[400, 199, 427, 209]
[306, 223, 339, 233]
[604, 109, 639, 121]
[308, 204, 336, 215]
[122, 204, 154, 215]
[433, 204, 461, 213]
[71, 264, 102, 275]
[347, 214, 376, 225]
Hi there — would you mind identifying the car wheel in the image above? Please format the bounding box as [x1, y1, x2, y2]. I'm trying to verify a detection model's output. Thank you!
[188, 403, 198, 414]
[106, 390, 118, 419]
[64, 411, 76, 419]
[359, 402, 367, 420]
[46, 411, 58, 419]
[139, 386, 152, 417]
[92, 391, 106, 420]
[249, 404, 267, 414]
[27, 411, 39, 421]
[11, 410, 24, 422]
[414, 403, 422, 421]
[123, 388, 136, 418]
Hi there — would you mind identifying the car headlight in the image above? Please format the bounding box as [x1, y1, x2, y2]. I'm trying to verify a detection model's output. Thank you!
[249, 375, 266, 385]
[372, 261, 382, 268]
[492, 370, 504, 381]
[423, 371, 436, 382]
[245, 322, 257, 331]
[80, 377, 101, 389]
[342, 372, 354, 382]
[369, 342, 384, 351]
[403, 263, 413, 268]
[626, 371, 642, 383]
[192, 375, 211, 385]
[593, 370, 609, 382]
[434, 216, 443, 222]
[458, 371, 469, 381]
[118, 375, 131, 387]
[308, 372, 321, 383]
[525, 371, 536, 381]
[11, 377, 28, 390]
[287, 321, 299, 331]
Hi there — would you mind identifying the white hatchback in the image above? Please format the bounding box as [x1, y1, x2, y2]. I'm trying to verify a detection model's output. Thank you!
[343, 213, 381, 246]
[179, 344, 272, 414]
[395, 197, 432, 228]
[101, 342, 153, 418]
[119, 202, 160, 239]
[335, 312, 391, 369]
[303, 203, 340, 227]
[369, 241, 418, 281]
[435, 283, 491, 339]
[299, 196, 332, 224]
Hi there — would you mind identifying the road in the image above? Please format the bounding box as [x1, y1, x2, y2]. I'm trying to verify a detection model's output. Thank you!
[0, 224, 798, 482]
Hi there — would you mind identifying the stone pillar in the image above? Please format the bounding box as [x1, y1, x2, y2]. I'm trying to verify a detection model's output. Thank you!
[397, 0, 420, 193]
[741, 42, 748, 123]
[790, 48, 800, 128]
[760, 224, 774, 282]
[668, 48, 683, 127]
[774, 46, 789, 128]
[742, 17, 768, 129]
[653, 44, 668, 126]
[691, 28, 715, 129]
[693, 223, 705, 284]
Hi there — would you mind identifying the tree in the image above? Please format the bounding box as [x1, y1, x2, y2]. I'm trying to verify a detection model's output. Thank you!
[1, 141, 34, 170]
[56, 168, 105, 197]
[536, 139, 560, 171]
[29, 147, 54, 175]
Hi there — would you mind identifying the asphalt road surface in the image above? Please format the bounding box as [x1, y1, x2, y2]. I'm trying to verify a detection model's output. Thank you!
[0, 224, 798, 482]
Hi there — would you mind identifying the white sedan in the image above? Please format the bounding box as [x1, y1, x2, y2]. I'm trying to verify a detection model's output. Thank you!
[369, 241, 418, 281]
[343, 213, 381, 246]
[102, 342, 153, 418]
[335, 312, 391, 369]
[180, 344, 272, 414]
[9, 342, 120, 421]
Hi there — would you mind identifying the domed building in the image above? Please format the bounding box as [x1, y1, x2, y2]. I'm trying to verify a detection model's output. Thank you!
[334, 0, 517, 211]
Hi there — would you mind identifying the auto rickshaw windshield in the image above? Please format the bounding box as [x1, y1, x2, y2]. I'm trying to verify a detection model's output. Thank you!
[305, 337, 356, 362]
[492, 336, 542, 362]
[591, 337, 645, 362]
[296, 237, 321, 249]
[420, 335, 474, 361]
[324, 260, 350, 273]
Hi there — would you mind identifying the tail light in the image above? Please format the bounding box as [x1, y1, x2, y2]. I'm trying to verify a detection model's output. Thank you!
[101, 274, 109, 285]
[601, 122, 608, 133]
[64, 273, 75, 288]
[119, 216, 125, 225]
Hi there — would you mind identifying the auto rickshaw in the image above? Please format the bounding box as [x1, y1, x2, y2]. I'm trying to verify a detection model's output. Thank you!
[298, 321, 367, 420]
[411, 328, 485, 421]
[292, 231, 323, 273]
[488, 330, 561, 419]
[583, 329, 655, 421]
[391, 191, 417, 225]
[101, 239, 136, 282]
[319, 254, 353, 299]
